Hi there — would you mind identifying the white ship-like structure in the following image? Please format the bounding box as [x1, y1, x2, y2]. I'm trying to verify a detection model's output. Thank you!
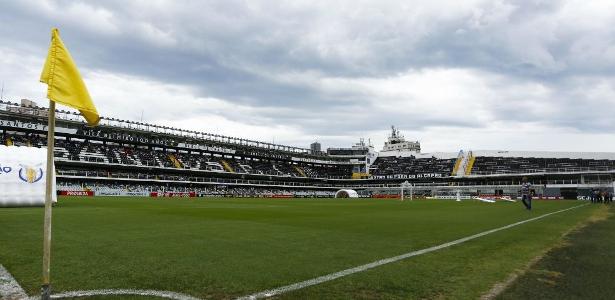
[381, 126, 421, 153]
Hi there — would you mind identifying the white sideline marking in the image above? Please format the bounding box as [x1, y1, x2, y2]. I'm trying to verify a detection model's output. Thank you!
[475, 197, 496, 203]
[0, 264, 28, 300]
[237, 203, 589, 300]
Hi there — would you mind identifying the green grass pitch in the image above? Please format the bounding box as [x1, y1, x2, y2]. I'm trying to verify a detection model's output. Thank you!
[0, 197, 599, 299]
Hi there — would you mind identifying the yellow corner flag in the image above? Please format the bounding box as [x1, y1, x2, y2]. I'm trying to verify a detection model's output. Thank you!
[40, 28, 99, 126]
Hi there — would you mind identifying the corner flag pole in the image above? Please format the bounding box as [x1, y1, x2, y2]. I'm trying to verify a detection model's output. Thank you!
[39, 28, 100, 299]
[42, 100, 56, 300]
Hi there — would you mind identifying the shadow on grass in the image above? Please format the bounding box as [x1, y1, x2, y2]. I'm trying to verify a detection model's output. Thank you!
[496, 205, 615, 300]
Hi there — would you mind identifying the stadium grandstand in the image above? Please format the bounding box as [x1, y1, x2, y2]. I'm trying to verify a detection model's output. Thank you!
[1, 99, 614, 199]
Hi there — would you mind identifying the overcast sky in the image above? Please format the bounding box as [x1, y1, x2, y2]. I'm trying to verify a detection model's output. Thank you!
[1, 0, 614, 152]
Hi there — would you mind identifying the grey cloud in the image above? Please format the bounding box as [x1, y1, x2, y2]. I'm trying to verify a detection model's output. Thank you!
[1, 0, 615, 149]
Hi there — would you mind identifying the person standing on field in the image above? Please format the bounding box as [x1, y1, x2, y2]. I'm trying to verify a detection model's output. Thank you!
[520, 177, 532, 210]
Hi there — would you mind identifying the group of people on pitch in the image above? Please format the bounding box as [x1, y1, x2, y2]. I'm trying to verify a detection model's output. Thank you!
[589, 188, 613, 204]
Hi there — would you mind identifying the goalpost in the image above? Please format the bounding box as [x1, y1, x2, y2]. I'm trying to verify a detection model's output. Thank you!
[400, 181, 413, 201]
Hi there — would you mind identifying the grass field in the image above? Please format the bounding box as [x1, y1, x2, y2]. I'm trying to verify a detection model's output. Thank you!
[0, 197, 600, 299]
[498, 205, 614, 300]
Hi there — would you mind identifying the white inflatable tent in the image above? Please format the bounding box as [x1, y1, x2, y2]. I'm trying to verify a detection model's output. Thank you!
[0, 145, 57, 207]
[335, 189, 359, 198]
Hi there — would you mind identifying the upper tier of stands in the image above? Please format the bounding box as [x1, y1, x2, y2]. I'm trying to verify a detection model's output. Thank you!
[4, 131, 615, 179]
[366, 150, 615, 178]
[370, 155, 457, 177]
[0, 99, 314, 155]
[471, 156, 615, 175]
[0, 133, 353, 179]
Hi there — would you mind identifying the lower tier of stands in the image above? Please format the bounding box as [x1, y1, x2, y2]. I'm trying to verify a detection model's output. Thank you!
[58, 182, 338, 198]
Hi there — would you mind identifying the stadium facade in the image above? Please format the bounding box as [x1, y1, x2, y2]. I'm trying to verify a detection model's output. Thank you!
[1, 99, 614, 199]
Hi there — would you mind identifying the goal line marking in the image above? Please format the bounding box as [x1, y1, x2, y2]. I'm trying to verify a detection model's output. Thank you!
[237, 203, 589, 299]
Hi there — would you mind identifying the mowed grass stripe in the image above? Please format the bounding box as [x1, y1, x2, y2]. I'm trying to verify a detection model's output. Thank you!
[239, 203, 588, 299]
[0, 197, 596, 299]
[497, 205, 615, 300]
[279, 202, 598, 299]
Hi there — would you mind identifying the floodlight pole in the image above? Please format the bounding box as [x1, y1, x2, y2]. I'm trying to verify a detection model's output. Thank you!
[42, 100, 55, 300]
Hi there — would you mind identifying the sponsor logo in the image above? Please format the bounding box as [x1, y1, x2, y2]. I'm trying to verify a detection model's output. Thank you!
[0, 164, 12, 174]
[59, 191, 94, 196]
[18, 164, 44, 183]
